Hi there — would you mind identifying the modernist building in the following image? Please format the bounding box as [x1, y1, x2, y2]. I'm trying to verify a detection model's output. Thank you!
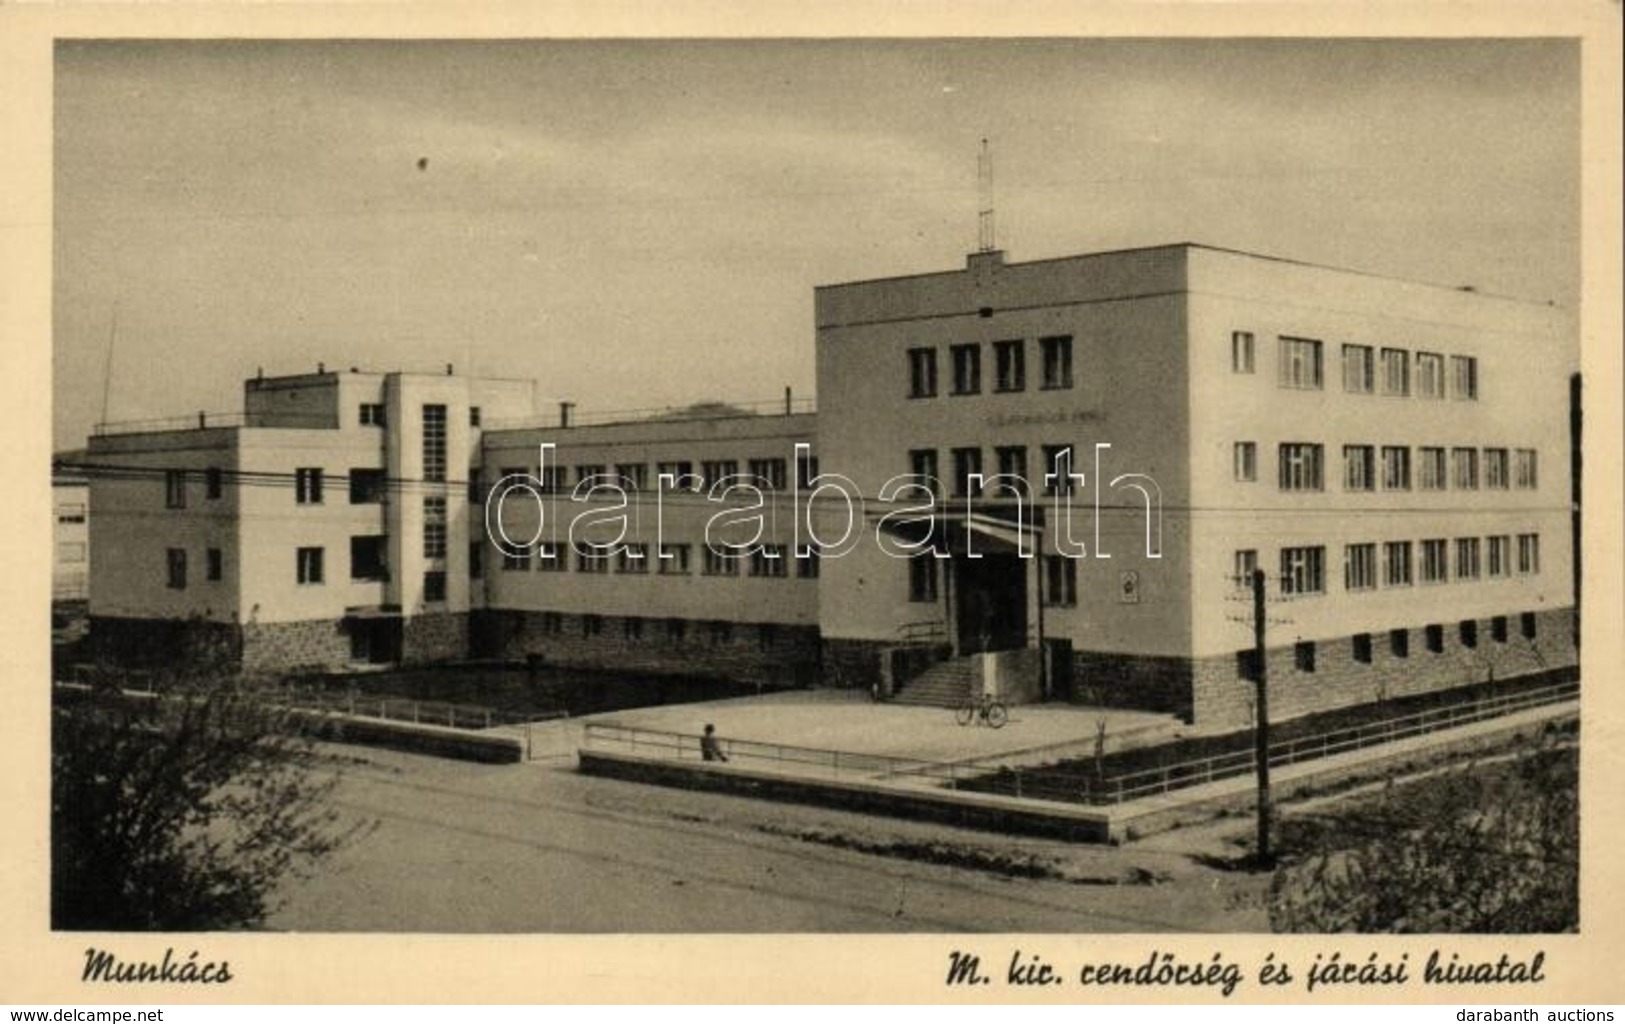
[76, 243, 1577, 728]
[813, 244, 1577, 726]
[83, 367, 534, 673]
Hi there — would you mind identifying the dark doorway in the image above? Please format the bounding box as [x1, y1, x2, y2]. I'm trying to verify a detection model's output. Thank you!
[347, 618, 402, 664]
[955, 552, 1027, 653]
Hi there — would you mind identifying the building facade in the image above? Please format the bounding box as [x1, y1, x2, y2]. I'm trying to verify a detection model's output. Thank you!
[84, 368, 534, 674]
[814, 244, 1577, 727]
[76, 243, 1577, 728]
[52, 467, 90, 603]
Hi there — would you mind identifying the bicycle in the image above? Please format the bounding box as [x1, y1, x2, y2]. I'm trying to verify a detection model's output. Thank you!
[955, 692, 1008, 729]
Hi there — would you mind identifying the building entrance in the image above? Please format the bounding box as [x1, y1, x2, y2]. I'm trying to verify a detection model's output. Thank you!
[954, 552, 1028, 654]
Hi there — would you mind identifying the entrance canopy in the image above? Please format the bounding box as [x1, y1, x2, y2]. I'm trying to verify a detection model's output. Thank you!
[872, 509, 1041, 557]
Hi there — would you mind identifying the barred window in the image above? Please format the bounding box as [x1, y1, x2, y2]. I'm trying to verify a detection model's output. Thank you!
[421, 404, 447, 482]
[1514, 448, 1538, 489]
[1517, 533, 1540, 575]
[659, 544, 691, 575]
[1234, 442, 1257, 483]
[1487, 535, 1511, 578]
[423, 496, 447, 559]
[749, 545, 788, 578]
[619, 543, 649, 574]
[908, 347, 938, 398]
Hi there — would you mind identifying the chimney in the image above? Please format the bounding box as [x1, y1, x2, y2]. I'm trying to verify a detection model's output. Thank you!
[317, 361, 325, 374]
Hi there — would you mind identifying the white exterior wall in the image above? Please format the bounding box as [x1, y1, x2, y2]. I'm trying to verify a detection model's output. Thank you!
[813, 248, 1194, 656]
[1185, 247, 1576, 657]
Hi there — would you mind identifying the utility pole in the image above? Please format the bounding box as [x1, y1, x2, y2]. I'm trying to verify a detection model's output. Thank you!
[1251, 567, 1273, 866]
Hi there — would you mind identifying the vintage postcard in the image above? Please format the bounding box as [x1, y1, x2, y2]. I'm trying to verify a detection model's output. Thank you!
[2, 0, 1621, 1006]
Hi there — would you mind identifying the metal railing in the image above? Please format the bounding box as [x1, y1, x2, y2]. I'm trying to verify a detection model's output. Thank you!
[91, 411, 252, 436]
[583, 678, 1578, 805]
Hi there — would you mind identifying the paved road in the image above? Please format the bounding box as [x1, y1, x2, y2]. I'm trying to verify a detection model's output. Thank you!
[270, 747, 1267, 933]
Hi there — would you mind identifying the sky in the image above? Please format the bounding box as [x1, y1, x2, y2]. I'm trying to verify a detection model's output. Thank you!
[52, 38, 1579, 449]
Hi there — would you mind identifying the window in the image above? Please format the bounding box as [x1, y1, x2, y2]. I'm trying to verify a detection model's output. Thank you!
[1381, 348, 1410, 396]
[1488, 535, 1511, 578]
[359, 403, 386, 427]
[1343, 445, 1375, 492]
[1455, 537, 1482, 580]
[423, 571, 446, 603]
[1345, 543, 1377, 591]
[708, 620, 732, 646]
[796, 452, 819, 489]
[205, 467, 223, 500]
[295, 467, 324, 505]
[1342, 344, 1374, 394]
[469, 406, 481, 427]
[1416, 352, 1445, 399]
[1491, 615, 1508, 643]
[1236, 649, 1261, 682]
[1280, 546, 1325, 595]
[1382, 446, 1411, 490]
[1520, 612, 1538, 639]
[165, 470, 187, 509]
[296, 546, 324, 585]
[908, 449, 940, 496]
[1231, 331, 1255, 374]
[1514, 448, 1538, 489]
[1485, 448, 1510, 489]
[1041, 335, 1074, 389]
[908, 555, 937, 603]
[699, 460, 737, 487]
[349, 468, 387, 504]
[1420, 539, 1449, 583]
[950, 343, 981, 395]
[1460, 619, 1479, 648]
[540, 466, 569, 493]
[907, 347, 938, 398]
[624, 617, 644, 641]
[748, 458, 787, 491]
[577, 549, 611, 574]
[56, 503, 87, 524]
[1517, 533, 1540, 575]
[659, 544, 691, 575]
[1451, 355, 1478, 400]
[657, 461, 696, 491]
[1390, 628, 1410, 659]
[1278, 337, 1324, 389]
[576, 464, 607, 486]
[618, 544, 649, 574]
[1294, 640, 1317, 673]
[703, 547, 738, 576]
[422, 404, 447, 482]
[351, 536, 388, 580]
[1418, 447, 1448, 490]
[749, 545, 787, 578]
[667, 618, 687, 642]
[1384, 541, 1413, 587]
[1425, 623, 1444, 653]
[1233, 549, 1258, 589]
[796, 549, 821, 579]
[1042, 556, 1077, 607]
[1234, 442, 1257, 483]
[951, 447, 983, 498]
[469, 541, 482, 579]
[536, 546, 566, 572]
[993, 339, 1025, 392]
[582, 614, 603, 637]
[423, 496, 447, 559]
[616, 463, 649, 491]
[166, 548, 187, 589]
[1042, 444, 1075, 495]
[539, 612, 563, 635]
[1452, 447, 1479, 490]
[1352, 633, 1373, 664]
[1278, 443, 1324, 491]
[993, 445, 1028, 496]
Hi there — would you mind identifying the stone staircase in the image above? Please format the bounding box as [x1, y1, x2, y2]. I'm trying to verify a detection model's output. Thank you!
[890, 656, 977, 708]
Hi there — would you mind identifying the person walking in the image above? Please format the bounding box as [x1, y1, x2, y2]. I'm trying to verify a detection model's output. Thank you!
[700, 723, 729, 763]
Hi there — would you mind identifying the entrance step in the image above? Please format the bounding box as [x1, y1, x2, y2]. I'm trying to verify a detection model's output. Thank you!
[891, 656, 977, 708]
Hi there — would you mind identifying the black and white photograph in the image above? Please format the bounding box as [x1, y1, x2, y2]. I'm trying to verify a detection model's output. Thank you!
[8, 3, 1623, 1006]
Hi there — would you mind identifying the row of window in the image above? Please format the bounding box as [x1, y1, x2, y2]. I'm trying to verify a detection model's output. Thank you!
[1235, 334, 1480, 400]
[498, 542, 822, 580]
[1242, 612, 1542, 679]
[1240, 443, 1538, 492]
[906, 444, 1079, 499]
[357, 402, 484, 431]
[907, 336, 1074, 399]
[495, 455, 818, 495]
[1236, 533, 1541, 596]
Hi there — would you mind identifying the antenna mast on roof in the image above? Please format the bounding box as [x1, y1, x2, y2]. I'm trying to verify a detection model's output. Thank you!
[99, 299, 119, 426]
[977, 137, 996, 253]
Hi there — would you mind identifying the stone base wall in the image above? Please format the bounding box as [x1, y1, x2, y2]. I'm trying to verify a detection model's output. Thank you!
[475, 609, 820, 688]
[240, 618, 353, 675]
[819, 638, 891, 689]
[402, 613, 469, 664]
[85, 616, 242, 677]
[1189, 607, 1579, 731]
[1069, 651, 1194, 720]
